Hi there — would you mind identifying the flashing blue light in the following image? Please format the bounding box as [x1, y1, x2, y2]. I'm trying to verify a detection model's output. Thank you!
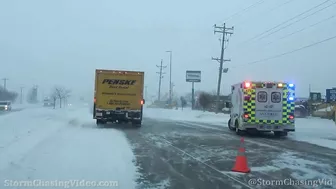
[288, 83, 294, 87]
[289, 96, 294, 101]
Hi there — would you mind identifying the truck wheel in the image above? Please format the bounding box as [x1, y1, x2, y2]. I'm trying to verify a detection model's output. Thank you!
[132, 121, 142, 128]
[96, 119, 106, 125]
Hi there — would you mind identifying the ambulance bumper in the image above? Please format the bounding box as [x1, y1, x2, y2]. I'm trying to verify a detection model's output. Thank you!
[242, 124, 295, 132]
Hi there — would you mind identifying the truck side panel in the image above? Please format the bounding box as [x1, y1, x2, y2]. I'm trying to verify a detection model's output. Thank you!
[95, 70, 144, 111]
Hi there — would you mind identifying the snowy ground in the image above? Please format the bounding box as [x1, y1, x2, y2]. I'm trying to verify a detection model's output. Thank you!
[1, 105, 335, 189]
[138, 107, 336, 188]
[143, 107, 228, 125]
[0, 105, 138, 189]
[144, 107, 336, 150]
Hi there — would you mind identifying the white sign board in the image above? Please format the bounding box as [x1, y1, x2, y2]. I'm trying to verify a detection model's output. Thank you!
[186, 71, 201, 82]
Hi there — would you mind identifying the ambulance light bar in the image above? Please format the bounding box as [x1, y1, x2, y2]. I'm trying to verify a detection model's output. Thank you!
[244, 82, 251, 88]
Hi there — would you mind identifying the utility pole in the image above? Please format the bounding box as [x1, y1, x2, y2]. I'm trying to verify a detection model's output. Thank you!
[156, 59, 167, 101]
[2, 78, 9, 90]
[213, 23, 234, 114]
[166, 50, 173, 106]
[20, 87, 24, 104]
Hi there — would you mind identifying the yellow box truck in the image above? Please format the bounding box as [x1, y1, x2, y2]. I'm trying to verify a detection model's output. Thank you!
[93, 69, 145, 127]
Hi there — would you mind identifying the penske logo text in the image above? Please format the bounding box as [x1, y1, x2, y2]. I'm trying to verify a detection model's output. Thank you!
[102, 79, 136, 85]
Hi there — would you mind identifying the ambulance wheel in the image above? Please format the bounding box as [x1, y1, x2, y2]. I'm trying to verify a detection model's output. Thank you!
[228, 119, 234, 131]
[274, 131, 287, 137]
[235, 121, 244, 135]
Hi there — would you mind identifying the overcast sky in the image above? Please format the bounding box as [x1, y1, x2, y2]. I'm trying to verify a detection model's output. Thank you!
[0, 0, 335, 101]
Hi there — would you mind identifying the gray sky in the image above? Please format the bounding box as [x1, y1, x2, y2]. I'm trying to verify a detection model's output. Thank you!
[0, 0, 335, 100]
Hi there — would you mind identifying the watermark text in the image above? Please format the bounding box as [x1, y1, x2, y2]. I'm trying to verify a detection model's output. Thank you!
[3, 179, 119, 188]
[248, 178, 333, 187]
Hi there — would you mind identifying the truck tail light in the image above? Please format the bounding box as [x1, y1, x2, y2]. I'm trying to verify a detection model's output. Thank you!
[140, 100, 144, 105]
[94, 98, 96, 103]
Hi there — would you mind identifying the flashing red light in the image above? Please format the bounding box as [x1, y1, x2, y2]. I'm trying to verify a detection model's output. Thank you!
[244, 82, 251, 88]
[289, 115, 294, 120]
[244, 114, 249, 118]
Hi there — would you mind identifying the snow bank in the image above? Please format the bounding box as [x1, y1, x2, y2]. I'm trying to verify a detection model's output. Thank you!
[143, 107, 229, 125]
[317, 107, 333, 112]
[290, 118, 336, 150]
[0, 105, 138, 189]
[10, 103, 42, 110]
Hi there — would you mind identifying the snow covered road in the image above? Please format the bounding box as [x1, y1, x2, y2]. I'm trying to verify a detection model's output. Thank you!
[1, 105, 336, 189]
[125, 107, 336, 189]
[0, 105, 137, 189]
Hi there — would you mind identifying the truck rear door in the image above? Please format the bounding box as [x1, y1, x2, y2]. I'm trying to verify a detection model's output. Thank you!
[255, 83, 283, 121]
[95, 70, 144, 111]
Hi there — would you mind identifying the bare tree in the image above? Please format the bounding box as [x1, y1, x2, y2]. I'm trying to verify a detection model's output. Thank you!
[0, 87, 18, 102]
[198, 92, 212, 111]
[51, 89, 58, 109]
[51, 86, 71, 108]
[62, 89, 71, 106]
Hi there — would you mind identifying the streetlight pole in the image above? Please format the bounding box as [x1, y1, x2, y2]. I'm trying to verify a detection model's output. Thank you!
[20, 87, 24, 104]
[166, 50, 172, 106]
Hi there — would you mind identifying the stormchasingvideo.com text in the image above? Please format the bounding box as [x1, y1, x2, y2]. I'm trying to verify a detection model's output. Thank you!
[248, 178, 333, 187]
[3, 179, 119, 188]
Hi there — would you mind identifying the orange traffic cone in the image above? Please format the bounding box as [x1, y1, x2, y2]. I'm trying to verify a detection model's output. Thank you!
[232, 137, 250, 173]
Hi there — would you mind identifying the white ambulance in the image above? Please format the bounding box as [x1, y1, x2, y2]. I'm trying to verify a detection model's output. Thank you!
[226, 81, 295, 136]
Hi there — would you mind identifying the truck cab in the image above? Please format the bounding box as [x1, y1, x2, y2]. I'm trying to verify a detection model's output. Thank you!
[227, 81, 295, 137]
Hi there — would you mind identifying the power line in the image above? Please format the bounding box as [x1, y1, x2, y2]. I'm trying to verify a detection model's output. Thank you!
[257, 1, 336, 41]
[234, 34, 336, 67]
[265, 0, 296, 13]
[222, 0, 265, 22]
[265, 14, 336, 46]
[238, 0, 333, 45]
[236, 0, 296, 25]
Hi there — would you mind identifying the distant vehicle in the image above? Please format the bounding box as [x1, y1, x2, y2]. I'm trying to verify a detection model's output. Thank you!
[43, 97, 54, 107]
[295, 105, 308, 118]
[0, 101, 12, 111]
[93, 69, 145, 127]
[226, 81, 295, 137]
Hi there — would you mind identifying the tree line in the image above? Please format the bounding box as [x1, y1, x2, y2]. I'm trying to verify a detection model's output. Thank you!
[0, 87, 18, 102]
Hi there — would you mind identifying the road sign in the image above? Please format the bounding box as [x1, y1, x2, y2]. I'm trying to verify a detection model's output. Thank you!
[186, 71, 201, 82]
[309, 92, 321, 101]
[326, 89, 336, 103]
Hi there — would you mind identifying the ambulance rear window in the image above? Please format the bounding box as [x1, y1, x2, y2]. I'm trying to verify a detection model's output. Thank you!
[271, 92, 281, 103]
[257, 91, 267, 102]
